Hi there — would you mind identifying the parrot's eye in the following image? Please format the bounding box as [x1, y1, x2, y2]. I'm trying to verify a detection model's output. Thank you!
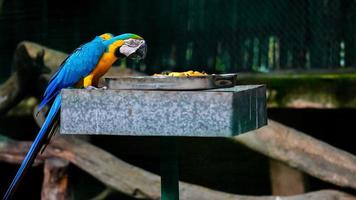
[127, 38, 145, 47]
[127, 40, 136, 47]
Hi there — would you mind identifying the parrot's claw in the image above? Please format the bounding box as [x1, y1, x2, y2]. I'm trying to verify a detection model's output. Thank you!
[85, 86, 98, 90]
[85, 86, 107, 90]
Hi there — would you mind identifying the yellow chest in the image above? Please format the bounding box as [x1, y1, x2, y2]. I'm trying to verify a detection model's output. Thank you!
[81, 40, 124, 87]
[92, 52, 117, 78]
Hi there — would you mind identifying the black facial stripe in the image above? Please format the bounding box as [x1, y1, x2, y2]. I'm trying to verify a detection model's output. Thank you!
[114, 47, 125, 58]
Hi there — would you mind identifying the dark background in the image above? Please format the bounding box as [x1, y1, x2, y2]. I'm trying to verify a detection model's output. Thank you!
[0, 0, 355, 199]
[1, 0, 355, 79]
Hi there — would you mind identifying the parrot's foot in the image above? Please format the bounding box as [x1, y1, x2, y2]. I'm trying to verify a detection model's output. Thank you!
[85, 86, 108, 90]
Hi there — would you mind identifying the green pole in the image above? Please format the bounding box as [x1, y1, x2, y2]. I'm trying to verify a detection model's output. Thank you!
[160, 138, 179, 200]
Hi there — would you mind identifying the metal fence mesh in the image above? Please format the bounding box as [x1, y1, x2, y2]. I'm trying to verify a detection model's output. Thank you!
[0, 0, 355, 76]
[139, 0, 356, 74]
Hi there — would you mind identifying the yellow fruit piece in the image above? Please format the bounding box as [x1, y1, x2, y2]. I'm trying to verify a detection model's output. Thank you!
[153, 70, 208, 77]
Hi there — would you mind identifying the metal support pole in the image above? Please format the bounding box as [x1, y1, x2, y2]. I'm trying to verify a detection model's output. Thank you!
[160, 138, 179, 200]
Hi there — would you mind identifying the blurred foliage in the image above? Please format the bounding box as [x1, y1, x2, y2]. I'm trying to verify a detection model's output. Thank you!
[0, 0, 355, 78]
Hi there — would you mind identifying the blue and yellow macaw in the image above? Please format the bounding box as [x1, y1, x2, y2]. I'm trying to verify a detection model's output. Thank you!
[3, 33, 147, 200]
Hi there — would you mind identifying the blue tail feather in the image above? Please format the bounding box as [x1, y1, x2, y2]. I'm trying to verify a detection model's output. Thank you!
[3, 95, 61, 200]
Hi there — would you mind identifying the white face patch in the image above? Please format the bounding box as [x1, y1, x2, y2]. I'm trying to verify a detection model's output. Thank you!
[119, 38, 146, 57]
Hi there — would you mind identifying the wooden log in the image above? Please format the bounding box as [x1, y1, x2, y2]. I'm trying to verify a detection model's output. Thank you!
[0, 137, 355, 200]
[41, 158, 70, 200]
[269, 159, 305, 195]
[17, 41, 68, 77]
[0, 75, 23, 115]
[179, 187, 355, 200]
[0, 41, 61, 115]
[0, 139, 45, 166]
[234, 120, 356, 189]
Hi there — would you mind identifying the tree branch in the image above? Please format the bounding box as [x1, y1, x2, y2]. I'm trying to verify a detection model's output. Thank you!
[233, 120, 356, 189]
[41, 158, 70, 200]
[0, 41, 63, 115]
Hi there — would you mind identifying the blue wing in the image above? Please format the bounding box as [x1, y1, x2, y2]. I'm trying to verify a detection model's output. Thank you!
[38, 36, 106, 111]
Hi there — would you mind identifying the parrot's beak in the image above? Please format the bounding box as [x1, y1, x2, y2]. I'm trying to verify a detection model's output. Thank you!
[128, 42, 147, 61]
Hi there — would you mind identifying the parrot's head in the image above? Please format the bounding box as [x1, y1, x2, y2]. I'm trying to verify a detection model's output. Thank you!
[103, 33, 147, 61]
